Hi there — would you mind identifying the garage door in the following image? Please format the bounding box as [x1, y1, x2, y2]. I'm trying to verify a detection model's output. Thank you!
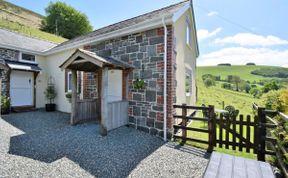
[10, 71, 34, 107]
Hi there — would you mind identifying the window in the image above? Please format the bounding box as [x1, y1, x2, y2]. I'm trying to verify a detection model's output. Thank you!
[186, 19, 192, 47]
[20, 53, 36, 62]
[67, 71, 72, 92]
[185, 69, 192, 96]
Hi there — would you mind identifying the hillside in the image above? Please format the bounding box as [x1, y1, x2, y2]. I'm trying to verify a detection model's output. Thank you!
[196, 65, 287, 115]
[0, 0, 66, 43]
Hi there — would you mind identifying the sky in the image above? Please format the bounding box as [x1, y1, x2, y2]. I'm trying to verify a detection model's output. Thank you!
[7, 0, 288, 67]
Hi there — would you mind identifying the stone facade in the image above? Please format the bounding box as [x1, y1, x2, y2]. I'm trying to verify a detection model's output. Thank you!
[83, 26, 176, 138]
[0, 48, 19, 96]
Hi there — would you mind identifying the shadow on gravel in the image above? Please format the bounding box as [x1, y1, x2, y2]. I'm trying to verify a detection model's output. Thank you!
[5, 110, 164, 178]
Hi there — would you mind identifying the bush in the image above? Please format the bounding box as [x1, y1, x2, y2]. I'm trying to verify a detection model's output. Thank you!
[1, 95, 10, 113]
[246, 63, 256, 66]
[221, 82, 232, 90]
[262, 80, 281, 93]
[204, 78, 215, 88]
[279, 89, 288, 114]
[202, 74, 214, 81]
[261, 90, 281, 111]
[218, 63, 231, 66]
[249, 88, 262, 98]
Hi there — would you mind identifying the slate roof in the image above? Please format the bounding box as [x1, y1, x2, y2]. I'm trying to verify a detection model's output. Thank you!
[0, 28, 57, 53]
[48, 0, 189, 53]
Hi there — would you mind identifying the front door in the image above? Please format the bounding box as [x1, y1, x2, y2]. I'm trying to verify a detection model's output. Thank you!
[10, 70, 34, 107]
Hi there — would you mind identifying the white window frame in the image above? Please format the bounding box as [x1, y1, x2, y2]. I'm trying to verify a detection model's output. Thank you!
[67, 71, 72, 92]
[186, 18, 192, 48]
[19, 52, 37, 64]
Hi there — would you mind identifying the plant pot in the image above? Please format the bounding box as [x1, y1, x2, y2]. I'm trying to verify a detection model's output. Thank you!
[1, 107, 10, 115]
[45, 104, 56, 112]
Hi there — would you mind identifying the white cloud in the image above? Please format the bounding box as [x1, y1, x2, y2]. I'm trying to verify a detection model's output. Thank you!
[207, 11, 218, 17]
[215, 33, 288, 46]
[197, 27, 222, 41]
[198, 47, 288, 66]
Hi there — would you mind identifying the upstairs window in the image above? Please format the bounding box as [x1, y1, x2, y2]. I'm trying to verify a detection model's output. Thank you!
[186, 18, 192, 47]
[20, 52, 36, 62]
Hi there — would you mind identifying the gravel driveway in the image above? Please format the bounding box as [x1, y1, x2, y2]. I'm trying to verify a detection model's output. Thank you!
[0, 110, 208, 178]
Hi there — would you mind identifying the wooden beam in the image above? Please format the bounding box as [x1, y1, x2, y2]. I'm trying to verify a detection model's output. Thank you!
[71, 70, 77, 125]
[101, 67, 109, 133]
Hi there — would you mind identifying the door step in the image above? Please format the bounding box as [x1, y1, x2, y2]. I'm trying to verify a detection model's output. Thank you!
[12, 106, 36, 113]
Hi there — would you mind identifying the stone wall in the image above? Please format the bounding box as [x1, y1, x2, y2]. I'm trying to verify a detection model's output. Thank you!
[0, 48, 19, 96]
[84, 26, 176, 138]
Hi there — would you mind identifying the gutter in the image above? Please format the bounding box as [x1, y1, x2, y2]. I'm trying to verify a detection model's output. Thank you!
[162, 17, 168, 142]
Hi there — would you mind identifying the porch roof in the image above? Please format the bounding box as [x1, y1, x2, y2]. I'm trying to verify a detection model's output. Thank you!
[59, 49, 134, 72]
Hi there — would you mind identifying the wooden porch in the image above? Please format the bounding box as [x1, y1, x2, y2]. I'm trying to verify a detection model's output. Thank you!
[59, 49, 133, 133]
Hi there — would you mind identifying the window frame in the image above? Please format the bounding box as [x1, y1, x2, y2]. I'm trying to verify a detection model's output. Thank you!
[185, 68, 192, 97]
[67, 71, 72, 92]
[185, 18, 192, 48]
[19, 52, 36, 64]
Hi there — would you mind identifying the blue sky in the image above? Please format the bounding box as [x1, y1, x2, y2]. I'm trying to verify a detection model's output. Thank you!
[7, 0, 288, 66]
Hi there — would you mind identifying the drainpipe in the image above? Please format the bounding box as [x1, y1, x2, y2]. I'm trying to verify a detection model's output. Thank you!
[162, 17, 168, 142]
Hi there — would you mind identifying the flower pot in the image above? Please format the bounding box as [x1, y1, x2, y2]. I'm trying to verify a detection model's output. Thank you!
[1, 107, 10, 115]
[45, 104, 56, 112]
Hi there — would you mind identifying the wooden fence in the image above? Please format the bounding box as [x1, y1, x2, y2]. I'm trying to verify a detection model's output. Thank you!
[74, 99, 99, 123]
[173, 103, 288, 177]
[106, 100, 128, 131]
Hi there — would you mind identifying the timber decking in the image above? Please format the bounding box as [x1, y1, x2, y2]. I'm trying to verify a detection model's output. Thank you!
[203, 152, 275, 178]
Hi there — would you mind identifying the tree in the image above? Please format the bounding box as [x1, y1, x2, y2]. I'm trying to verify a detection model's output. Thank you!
[231, 76, 241, 91]
[41, 2, 93, 39]
[204, 78, 215, 88]
[262, 80, 281, 93]
[249, 88, 262, 98]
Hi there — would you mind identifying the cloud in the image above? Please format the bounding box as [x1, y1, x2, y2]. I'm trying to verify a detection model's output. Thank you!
[215, 33, 288, 46]
[198, 47, 288, 66]
[197, 27, 222, 41]
[207, 11, 218, 17]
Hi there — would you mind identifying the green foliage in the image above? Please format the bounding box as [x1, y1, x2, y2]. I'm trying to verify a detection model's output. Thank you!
[251, 67, 288, 78]
[249, 88, 262, 98]
[229, 75, 241, 91]
[1, 95, 10, 109]
[262, 80, 281, 93]
[133, 79, 145, 90]
[223, 105, 240, 119]
[261, 90, 281, 111]
[221, 82, 232, 90]
[41, 1, 93, 39]
[65, 92, 72, 103]
[44, 85, 57, 104]
[204, 78, 215, 88]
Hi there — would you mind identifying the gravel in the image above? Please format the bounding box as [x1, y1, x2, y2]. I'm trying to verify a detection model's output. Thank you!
[0, 110, 209, 178]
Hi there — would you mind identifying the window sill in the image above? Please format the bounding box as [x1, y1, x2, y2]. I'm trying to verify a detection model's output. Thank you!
[19, 59, 37, 64]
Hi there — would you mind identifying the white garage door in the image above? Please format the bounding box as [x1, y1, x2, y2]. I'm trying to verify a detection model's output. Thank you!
[10, 70, 34, 107]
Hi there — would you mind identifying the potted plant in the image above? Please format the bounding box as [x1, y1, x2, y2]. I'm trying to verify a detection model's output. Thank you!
[44, 85, 57, 112]
[1, 95, 10, 115]
[65, 92, 72, 103]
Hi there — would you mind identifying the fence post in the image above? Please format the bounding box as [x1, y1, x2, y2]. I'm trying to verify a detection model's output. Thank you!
[181, 104, 187, 145]
[257, 107, 266, 161]
[208, 105, 215, 152]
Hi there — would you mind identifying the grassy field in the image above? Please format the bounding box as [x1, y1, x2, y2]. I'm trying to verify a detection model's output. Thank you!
[197, 65, 280, 82]
[0, 19, 67, 44]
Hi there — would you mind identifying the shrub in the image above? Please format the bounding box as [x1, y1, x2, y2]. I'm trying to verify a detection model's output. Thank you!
[44, 85, 57, 104]
[218, 63, 231, 66]
[279, 89, 288, 114]
[249, 88, 262, 98]
[133, 79, 145, 89]
[261, 90, 281, 111]
[202, 74, 214, 81]
[246, 63, 256, 66]
[1, 95, 10, 110]
[262, 80, 281, 93]
[221, 82, 232, 90]
[204, 78, 215, 88]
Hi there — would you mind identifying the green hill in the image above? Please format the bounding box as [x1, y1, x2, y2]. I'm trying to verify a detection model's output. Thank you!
[0, 0, 66, 43]
[196, 65, 287, 115]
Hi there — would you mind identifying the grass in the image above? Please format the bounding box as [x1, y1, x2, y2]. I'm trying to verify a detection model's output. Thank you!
[197, 65, 281, 82]
[0, 19, 67, 44]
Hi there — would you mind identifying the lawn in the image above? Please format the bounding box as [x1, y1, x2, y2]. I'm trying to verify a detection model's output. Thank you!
[0, 19, 67, 44]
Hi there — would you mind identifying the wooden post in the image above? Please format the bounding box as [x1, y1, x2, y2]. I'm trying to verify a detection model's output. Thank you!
[257, 107, 266, 161]
[208, 105, 215, 152]
[100, 67, 109, 135]
[181, 104, 187, 145]
[70, 70, 77, 125]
